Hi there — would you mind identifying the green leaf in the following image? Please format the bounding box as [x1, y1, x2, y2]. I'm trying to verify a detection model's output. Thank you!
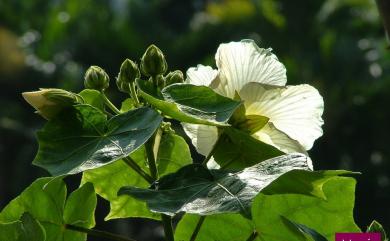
[120, 98, 135, 112]
[0, 178, 97, 241]
[367, 220, 388, 241]
[0, 178, 66, 224]
[252, 177, 360, 241]
[156, 132, 193, 174]
[261, 169, 357, 199]
[0, 213, 46, 241]
[63, 182, 96, 227]
[282, 217, 328, 241]
[82, 132, 192, 220]
[137, 80, 241, 126]
[78, 89, 104, 111]
[175, 214, 256, 241]
[33, 105, 163, 176]
[213, 127, 284, 170]
[119, 153, 311, 216]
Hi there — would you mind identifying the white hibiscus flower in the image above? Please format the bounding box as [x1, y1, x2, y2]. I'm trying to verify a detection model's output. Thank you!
[183, 39, 324, 156]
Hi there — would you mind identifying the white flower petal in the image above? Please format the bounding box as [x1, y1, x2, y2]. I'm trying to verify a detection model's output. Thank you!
[182, 123, 219, 156]
[253, 123, 308, 155]
[206, 157, 221, 170]
[215, 39, 287, 98]
[241, 83, 324, 150]
[186, 64, 218, 86]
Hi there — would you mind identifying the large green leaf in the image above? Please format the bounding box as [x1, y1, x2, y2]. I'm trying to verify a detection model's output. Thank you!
[33, 105, 163, 176]
[0, 178, 97, 241]
[82, 132, 192, 220]
[261, 169, 356, 199]
[174, 172, 359, 241]
[252, 177, 360, 241]
[213, 127, 284, 170]
[137, 80, 241, 126]
[174, 214, 255, 241]
[0, 213, 46, 241]
[118, 153, 311, 216]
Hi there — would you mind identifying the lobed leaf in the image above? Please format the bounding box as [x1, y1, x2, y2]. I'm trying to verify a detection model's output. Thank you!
[252, 177, 360, 241]
[33, 105, 162, 176]
[261, 169, 358, 199]
[119, 153, 311, 216]
[0, 213, 46, 241]
[81, 132, 192, 220]
[137, 80, 241, 126]
[174, 170, 359, 241]
[0, 178, 96, 241]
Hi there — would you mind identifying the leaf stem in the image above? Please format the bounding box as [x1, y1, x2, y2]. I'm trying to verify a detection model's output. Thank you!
[189, 216, 206, 241]
[145, 128, 162, 180]
[65, 224, 137, 241]
[245, 231, 258, 241]
[122, 157, 153, 184]
[161, 214, 175, 241]
[129, 82, 141, 107]
[145, 127, 174, 241]
[101, 92, 121, 114]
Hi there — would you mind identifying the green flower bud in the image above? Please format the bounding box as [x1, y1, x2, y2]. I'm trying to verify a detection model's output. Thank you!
[165, 70, 184, 86]
[116, 59, 140, 93]
[140, 44, 168, 77]
[22, 88, 84, 120]
[84, 66, 110, 91]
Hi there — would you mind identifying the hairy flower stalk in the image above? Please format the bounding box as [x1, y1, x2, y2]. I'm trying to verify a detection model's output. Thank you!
[183, 40, 324, 158]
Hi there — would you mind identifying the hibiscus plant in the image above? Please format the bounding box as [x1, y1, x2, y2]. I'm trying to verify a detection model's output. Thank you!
[0, 40, 387, 241]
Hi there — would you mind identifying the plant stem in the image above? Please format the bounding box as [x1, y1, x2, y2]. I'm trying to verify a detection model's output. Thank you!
[161, 214, 175, 241]
[192, 131, 225, 238]
[189, 216, 206, 241]
[65, 224, 137, 241]
[245, 231, 258, 241]
[101, 92, 121, 114]
[129, 82, 141, 107]
[122, 157, 153, 184]
[145, 128, 174, 241]
[145, 128, 162, 180]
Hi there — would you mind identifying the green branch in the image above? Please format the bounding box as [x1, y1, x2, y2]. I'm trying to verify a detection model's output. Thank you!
[122, 157, 154, 184]
[65, 224, 137, 241]
[161, 214, 175, 241]
[145, 128, 161, 180]
[145, 128, 174, 241]
[129, 82, 141, 107]
[101, 92, 121, 114]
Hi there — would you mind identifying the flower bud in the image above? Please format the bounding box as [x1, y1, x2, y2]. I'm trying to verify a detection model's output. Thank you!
[84, 66, 110, 91]
[165, 70, 184, 86]
[116, 59, 140, 93]
[140, 44, 168, 77]
[22, 88, 84, 119]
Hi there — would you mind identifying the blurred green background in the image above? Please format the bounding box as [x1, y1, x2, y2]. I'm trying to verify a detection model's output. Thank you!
[0, 0, 389, 240]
